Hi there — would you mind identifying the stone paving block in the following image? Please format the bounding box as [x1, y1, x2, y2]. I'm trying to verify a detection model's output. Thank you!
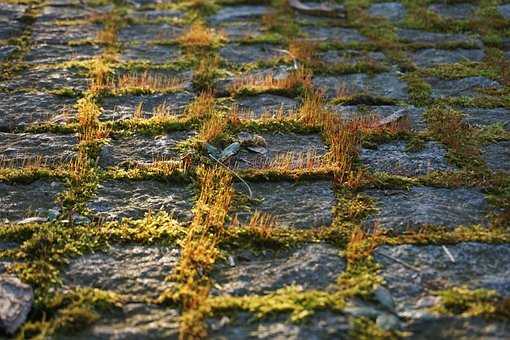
[0, 92, 76, 131]
[118, 24, 184, 43]
[232, 132, 327, 169]
[428, 3, 477, 20]
[461, 107, 510, 129]
[98, 130, 195, 168]
[212, 244, 345, 296]
[100, 92, 194, 121]
[406, 317, 510, 340]
[427, 76, 501, 98]
[483, 141, 510, 173]
[410, 48, 485, 68]
[313, 73, 408, 100]
[375, 242, 510, 315]
[37, 5, 92, 22]
[0, 45, 17, 61]
[234, 180, 335, 229]
[128, 8, 184, 21]
[397, 28, 482, 47]
[498, 4, 510, 19]
[360, 141, 453, 176]
[220, 43, 285, 65]
[301, 26, 367, 44]
[64, 245, 179, 297]
[216, 20, 263, 41]
[363, 187, 489, 232]
[0, 180, 64, 222]
[87, 180, 194, 222]
[120, 44, 181, 64]
[368, 2, 406, 22]
[318, 49, 387, 66]
[0, 3, 27, 21]
[25, 44, 102, 65]
[0, 132, 78, 166]
[332, 105, 426, 131]
[30, 23, 102, 44]
[2, 67, 89, 92]
[235, 94, 298, 118]
[209, 5, 269, 23]
[0, 21, 23, 40]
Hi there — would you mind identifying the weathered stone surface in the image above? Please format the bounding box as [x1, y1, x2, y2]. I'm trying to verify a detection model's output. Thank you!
[220, 43, 285, 65]
[0, 275, 33, 335]
[364, 187, 489, 232]
[427, 76, 501, 98]
[483, 141, 510, 173]
[331, 105, 426, 131]
[98, 131, 195, 168]
[407, 317, 510, 339]
[0, 180, 63, 222]
[411, 48, 485, 68]
[64, 245, 179, 297]
[0, 92, 76, 131]
[212, 244, 345, 296]
[72, 303, 180, 340]
[87, 180, 194, 222]
[0, 45, 17, 61]
[31, 23, 102, 44]
[0, 22, 23, 40]
[360, 141, 453, 176]
[397, 28, 482, 47]
[3, 67, 89, 92]
[208, 311, 349, 339]
[235, 94, 298, 118]
[25, 44, 102, 64]
[368, 2, 406, 22]
[318, 49, 386, 66]
[498, 4, 510, 19]
[462, 107, 510, 129]
[216, 20, 263, 41]
[428, 3, 477, 20]
[118, 24, 184, 43]
[100, 92, 194, 121]
[209, 5, 269, 22]
[0, 3, 27, 21]
[234, 180, 335, 228]
[120, 44, 181, 64]
[301, 26, 367, 44]
[313, 73, 408, 100]
[0, 132, 78, 166]
[232, 132, 327, 169]
[375, 242, 510, 314]
[128, 9, 184, 21]
[37, 5, 92, 21]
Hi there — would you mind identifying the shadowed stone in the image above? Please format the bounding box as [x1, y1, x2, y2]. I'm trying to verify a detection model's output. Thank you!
[368, 2, 406, 22]
[64, 245, 179, 297]
[302, 26, 367, 44]
[235, 180, 335, 228]
[397, 28, 482, 47]
[407, 317, 510, 340]
[235, 94, 298, 118]
[462, 107, 510, 129]
[360, 141, 453, 176]
[72, 303, 180, 340]
[232, 132, 327, 169]
[0, 45, 17, 61]
[88, 180, 194, 222]
[427, 76, 501, 98]
[118, 24, 184, 43]
[128, 9, 184, 21]
[375, 242, 510, 315]
[98, 131, 195, 168]
[217, 20, 263, 41]
[25, 44, 102, 64]
[100, 92, 194, 121]
[37, 5, 92, 21]
[209, 5, 269, 22]
[318, 49, 387, 66]
[0, 132, 78, 166]
[0, 22, 23, 40]
[498, 4, 510, 19]
[0, 92, 76, 131]
[120, 44, 181, 64]
[3, 67, 89, 92]
[31, 23, 102, 44]
[313, 73, 408, 100]
[428, 3, 477, 20]
[220, 43, 285, 65]
[0, 180, 64, 222]
[0, 275, 33, 335]
[364, 187, 489, 232]
[0, 3, 27, 21]
[411, 48, 485, 68]
[483, 141, 510, 173]
[212, 244, 345, 296]
[331, 105, 426, 131]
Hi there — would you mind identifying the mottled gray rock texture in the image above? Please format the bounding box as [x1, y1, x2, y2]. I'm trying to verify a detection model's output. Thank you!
[220, 43, 285, 65]
[0, 275, 33, 335]
[31, 23, 102, 44]
[364, 187, 489, 232]
[498, 4, 510, 19]
[427, 76, 501, 98]
[397, 28, 482, 47]
[428, 3, 477, 20]
[209, 5, 269, 22]
[301, 26, 367, 44]
[120, 44, 181, 64]
[462, 107, 510, 129]
[2, 67, 89, 92]
[368, 2, 406, 22]
[411, 48, 485, 68]
[64, 245, 179, 297]
[360, 141, 453, 176]
[235, 94, 298, 118]
[483, 141, 510, 173]
[88, 180, 194, 222]
[118, 24, 184, 43]
[25, 44, 102, 65]
[235, 180, 335, 228]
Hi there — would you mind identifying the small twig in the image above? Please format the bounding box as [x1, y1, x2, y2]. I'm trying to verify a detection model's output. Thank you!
[442, 245, 456, 263]
[375, 251, 422, 273]
[209, 154, 253, 199]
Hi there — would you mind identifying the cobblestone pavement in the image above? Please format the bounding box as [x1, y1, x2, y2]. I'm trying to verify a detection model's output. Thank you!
[0, 0, 509, 339]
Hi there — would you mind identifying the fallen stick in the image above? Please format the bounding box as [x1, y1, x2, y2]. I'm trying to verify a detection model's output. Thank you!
[375, 251, 422, 273]
[209, 154, 253, 200]
[442, 245, 456, 263]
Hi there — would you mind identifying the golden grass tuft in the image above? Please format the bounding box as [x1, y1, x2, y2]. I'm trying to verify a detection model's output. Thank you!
[178, 22, 223, 48]
[185, 90, 215, 119]
[197, 114, 227, 144]
[230, 66, 312, 95]
[108, 71, 185, 94]
[245, 211, 278, 240]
